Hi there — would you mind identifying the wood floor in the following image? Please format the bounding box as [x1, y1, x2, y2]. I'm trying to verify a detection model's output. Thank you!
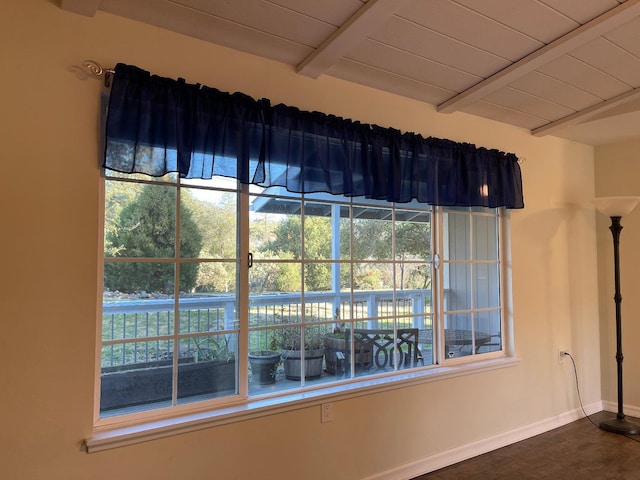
[413, 412, 640, 479]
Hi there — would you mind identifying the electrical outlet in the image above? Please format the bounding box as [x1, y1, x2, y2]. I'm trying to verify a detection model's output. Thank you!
[558, 348, 568, 364]
[321, 402, 334, 423]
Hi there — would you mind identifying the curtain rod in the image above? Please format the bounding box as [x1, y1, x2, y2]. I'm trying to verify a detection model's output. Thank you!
[82, 60, 115, 87]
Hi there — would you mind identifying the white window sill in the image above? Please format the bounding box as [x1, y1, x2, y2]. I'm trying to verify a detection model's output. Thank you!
[85, 355, 520, 453]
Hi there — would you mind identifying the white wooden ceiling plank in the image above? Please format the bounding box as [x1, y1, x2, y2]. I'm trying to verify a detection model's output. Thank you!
[438, 0, 640, 114]
[296, 0, 412, 79]
[370, 16, 510, 78]
[329, 58, 455, 105]
[552, 110, 640, 146]
[269, 0, 365, 27]
[603, 16, 640, 58]
[454, 0, 579, 43]
[532, 86, 640, 136]
[538, 55, 629, 98]
[482, 87, 575, 121]
[571, 37, 640, 86]
[459, 100, 547, 130]
[347, 39, 482, 93]
[175, 0, 335, 47]
[397, 0, 542, 62]
[539, 0, 622, 24]
[60, 0, 101, 17]
[508, 71, 601, 111]
[587, 97, 640, 121]
[101, 0, 313, 65]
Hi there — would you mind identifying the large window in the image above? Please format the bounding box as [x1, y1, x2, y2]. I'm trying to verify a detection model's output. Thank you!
[98, 172, 507, 421]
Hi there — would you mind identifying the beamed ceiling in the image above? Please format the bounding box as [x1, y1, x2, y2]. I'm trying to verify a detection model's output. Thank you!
[61, 0, 640, 146]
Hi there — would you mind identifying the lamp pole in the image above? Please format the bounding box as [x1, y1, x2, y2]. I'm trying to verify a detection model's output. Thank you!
[599, 216, 639, 434]
[594, 197, 640, 435]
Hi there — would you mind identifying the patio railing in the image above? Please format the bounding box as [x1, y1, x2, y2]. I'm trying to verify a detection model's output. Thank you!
[102, 289, 432, 368]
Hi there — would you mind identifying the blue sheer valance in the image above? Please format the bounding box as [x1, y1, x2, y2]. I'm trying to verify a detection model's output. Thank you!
[104, 63, 524, 209]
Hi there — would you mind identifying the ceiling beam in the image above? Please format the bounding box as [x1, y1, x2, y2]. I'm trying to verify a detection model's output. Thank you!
[60, 0, 101, 17]
[532, 87, 640, 137]
[297, 0, 411, 79]
[437, 0, 640, 114]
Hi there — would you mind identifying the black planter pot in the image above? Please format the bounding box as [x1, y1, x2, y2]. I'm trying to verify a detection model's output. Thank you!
[248, 350, 281, 385]
[100, 359, 236, 411]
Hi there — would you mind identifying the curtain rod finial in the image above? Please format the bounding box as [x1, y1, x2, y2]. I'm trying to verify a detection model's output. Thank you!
[82, 60, 114, 87]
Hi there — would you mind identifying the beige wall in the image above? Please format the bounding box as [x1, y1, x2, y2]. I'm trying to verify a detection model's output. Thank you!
[595, 140, 640, 409]
[2, 1, 602, 478]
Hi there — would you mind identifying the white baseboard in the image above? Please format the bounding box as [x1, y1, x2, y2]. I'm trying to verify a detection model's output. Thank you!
[363, 401, 604, 480]
[601, 400, 640, 418]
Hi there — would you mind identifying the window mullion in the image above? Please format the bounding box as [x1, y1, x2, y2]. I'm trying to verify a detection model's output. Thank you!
[469, 210, 476, 353]
[498, 208, 511, 356]
[238, 183, 250, 398]
[172, 183, 181, 407]
[433, 207, 445, 364]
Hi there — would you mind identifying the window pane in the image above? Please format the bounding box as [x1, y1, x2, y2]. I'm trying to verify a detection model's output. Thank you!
[178, 292, 237, 334]
[474, 213, 498, 261]
[413, 316, 434, 366]
[104, 183, 176, 258]
[395, 211, 431, 263]
[475, 263, 500, 309]
[192, 260, 238, 296]
[248, 328, 283, 393]
[475, 310, 502, 352]
[304, 262, 333, 292]
[396, 262, 431, 291]
[447, 263, 472, 311]
[339, 208, 351, 259]
[352, 209, 393, 260]
[445, 212, 470, 261]
[249, 285, 303, 331]
[101, 339, 173, 369]
[250, 194, 302, 261]
[177, 334, 238, 404]
[303, 280, 337, 323]
[181, 187, 237, 260]
[443, 313, 473, 358]
[353, 262, 394, 294]
[102, 298, 174, 342]
[104, 261, 176, 298]
[249, 261, 302, 298]
[100, 339, 173, 415]
[303, 203, 333, 260]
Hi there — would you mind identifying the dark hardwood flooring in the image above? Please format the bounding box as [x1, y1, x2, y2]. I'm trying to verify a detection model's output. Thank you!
[413, 412, 640, 479]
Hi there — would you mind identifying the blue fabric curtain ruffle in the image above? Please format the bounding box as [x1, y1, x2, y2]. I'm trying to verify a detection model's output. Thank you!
[104, 63, 524, 209]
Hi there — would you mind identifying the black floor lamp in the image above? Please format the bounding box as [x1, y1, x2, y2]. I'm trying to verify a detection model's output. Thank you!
[595, 196, 640, 435]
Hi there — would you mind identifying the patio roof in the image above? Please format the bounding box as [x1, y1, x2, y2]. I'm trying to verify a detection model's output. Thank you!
[250, 188, 431, 223]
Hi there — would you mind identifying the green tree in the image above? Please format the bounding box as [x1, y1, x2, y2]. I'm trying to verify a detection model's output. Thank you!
[395, 221, 431, 289]
[104, 184, 202, 293]
[184, 192, 238, 292]
[250, 251, 300, 294]
[104, 179, 142, 256]
[261, 215, 332, 291]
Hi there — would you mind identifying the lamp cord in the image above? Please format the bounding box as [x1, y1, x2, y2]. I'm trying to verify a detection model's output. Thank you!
[566, 352, 640, 442]
[565, 353, 600, 429]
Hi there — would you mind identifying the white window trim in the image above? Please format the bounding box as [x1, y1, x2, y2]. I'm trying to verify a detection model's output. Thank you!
[86, 355, 519, 453]
[92, 176, 517, 450]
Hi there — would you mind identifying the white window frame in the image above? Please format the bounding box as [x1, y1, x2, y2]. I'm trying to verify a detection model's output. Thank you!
[89, 174, 518, 452]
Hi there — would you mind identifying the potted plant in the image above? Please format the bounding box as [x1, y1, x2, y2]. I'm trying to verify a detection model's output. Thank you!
[272, 325, 325, 380]
[248, 349, 281, 385]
